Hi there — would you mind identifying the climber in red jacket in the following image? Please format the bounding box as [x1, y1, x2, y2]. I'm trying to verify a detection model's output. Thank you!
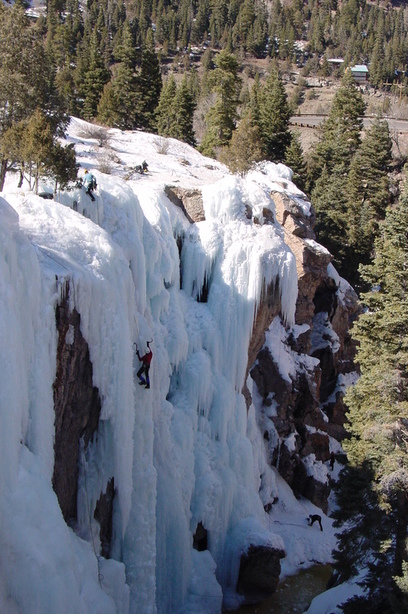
[136, 341, 152, 389]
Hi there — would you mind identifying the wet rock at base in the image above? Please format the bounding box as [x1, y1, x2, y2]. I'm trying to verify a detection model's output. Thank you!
[94, 477, 115, 559]
[236, 544, 286, 603]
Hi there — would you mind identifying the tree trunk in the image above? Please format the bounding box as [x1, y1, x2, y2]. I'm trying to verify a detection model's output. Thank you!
[0, 158, 8, 192]
[18, 167, 24, 188]
[394, 490, 408, 576]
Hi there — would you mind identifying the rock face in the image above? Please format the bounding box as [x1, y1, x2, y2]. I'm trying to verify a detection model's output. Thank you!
[53, 284, 115, 557]
[273, 190, 316, 240]
[250, 190, 359, 512]
[167, 184, 359, 514]
[48, 180, 358, 608]
[236, 544, 286, 603]
[52, 282, 101, 523]
[164, 186, 205, 223]
[94, 477, 115, 558]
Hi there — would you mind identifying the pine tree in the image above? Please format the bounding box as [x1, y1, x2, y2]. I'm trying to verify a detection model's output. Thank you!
[137, 29, 162, 131]
[209, 0, 229, 47]
[331, 462, 387, 582]
[249, 73, 262, 126]
[156, 75, 178, 137]
[109, 21, 140, 129]
[257, 68, 292, 162]
[309, 70, 366, 277]
[218, 110, 265, 175]
[336, 181, 408, 610]
[345, 118, 392, 287]
[284, 130, 307, 192]
[173, 75, 196, 146]
[369, 17, 386, 89]
[138, 0, 152, 42]
[0, 4, 66, 189]
[47, 141, 78, 191]
[55, 65, 78, 116]
[309, 69, 366, 191]
[233, 0, 255, 53]
[179, 0, 193, 48]
[0, 120, 27, 187]
[250, 11, 268, 58]
[97, 81, 120, 127]
[1, 109, 77, 193]
[80, 29, 110, 120]
[312, 165, 350, 270]
[191, 0, 209, 44]
[199, 50, 241, 158]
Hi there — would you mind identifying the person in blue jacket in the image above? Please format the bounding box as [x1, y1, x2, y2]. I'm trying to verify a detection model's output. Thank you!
[83, 169, 97, 201]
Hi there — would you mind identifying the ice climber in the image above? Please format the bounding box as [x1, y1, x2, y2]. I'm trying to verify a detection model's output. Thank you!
[83, 169, 97, 202]
[136, 342, 152, 389]
[307, 514, 323, 531]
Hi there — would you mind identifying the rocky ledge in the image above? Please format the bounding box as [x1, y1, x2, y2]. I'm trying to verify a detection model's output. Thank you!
[168, 184, 359, 513]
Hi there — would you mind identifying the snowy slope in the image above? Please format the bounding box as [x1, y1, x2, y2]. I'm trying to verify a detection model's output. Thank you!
[0, 119, 339, 613]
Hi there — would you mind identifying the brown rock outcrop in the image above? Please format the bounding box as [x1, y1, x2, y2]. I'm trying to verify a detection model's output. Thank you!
[249, 191, 359, 512]
[52, 282, 101, 522]
[273, 191, 315, 240]
[247, 282, 281, 375]
[236, 544, 286, 603]
[164, 186, 205, 223]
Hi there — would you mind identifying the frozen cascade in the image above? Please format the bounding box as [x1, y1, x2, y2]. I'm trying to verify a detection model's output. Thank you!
[0, 122, 338, 614]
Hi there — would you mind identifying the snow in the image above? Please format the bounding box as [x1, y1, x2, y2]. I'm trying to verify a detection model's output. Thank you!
[305, 238, 331, 256]
[323, 371, 359, 409]
[265, 317, 320, 383]
[303, 453, 330, 484]
[183, 550, 223, 613]
[285, 432, 298, 453]
[328, 261, 357, 308]
[0, 118, 349, 613]
[311, 311, 340, 354]
[305, 572, 366, 613]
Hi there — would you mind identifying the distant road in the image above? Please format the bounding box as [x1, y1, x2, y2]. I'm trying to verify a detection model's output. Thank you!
[290, 114, 408, 132]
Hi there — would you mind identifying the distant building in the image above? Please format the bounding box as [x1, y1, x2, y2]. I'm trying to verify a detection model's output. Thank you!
[350, 64, 369, 84]
[327, 58, 344, 66]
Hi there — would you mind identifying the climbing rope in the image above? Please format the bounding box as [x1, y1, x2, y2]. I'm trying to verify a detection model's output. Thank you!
[269, 519, 310, 529]
[34, 244, 70, 272]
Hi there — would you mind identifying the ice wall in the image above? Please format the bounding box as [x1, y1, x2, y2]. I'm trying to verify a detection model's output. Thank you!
[0, 147, 302, 613]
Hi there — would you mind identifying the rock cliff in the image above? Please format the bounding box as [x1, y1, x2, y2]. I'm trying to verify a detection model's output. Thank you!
[47, 173, 357, 608]
[252, 191, 359, 512]
[166, 184, 359, 514]
[53, 282, 115, 554]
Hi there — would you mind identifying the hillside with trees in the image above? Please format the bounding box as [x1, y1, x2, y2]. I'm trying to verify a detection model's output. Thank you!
[3, 0, 408, 176]
[332, 182, 408, 612]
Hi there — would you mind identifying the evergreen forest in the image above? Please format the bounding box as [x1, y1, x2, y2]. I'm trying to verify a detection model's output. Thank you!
[2, 0, 408, 609]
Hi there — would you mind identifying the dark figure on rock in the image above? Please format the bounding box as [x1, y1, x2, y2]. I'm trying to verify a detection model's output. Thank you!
[307, 514, 323, 531]
[136, 341, 152, 389]
[135, 161, 148, 174]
